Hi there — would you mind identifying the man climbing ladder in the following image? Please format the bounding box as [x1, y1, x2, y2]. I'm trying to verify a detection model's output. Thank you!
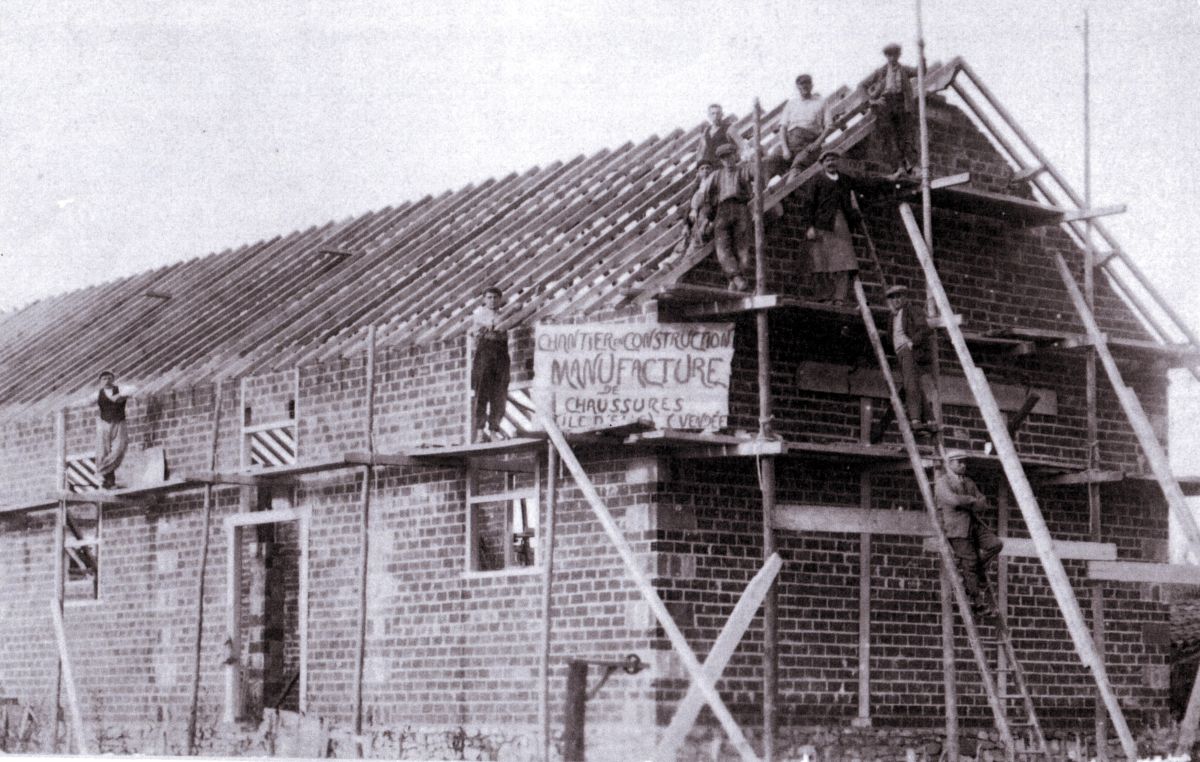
[935, 449, 1004, 618]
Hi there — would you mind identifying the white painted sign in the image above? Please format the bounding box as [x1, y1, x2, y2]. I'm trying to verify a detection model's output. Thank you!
[533, 321, 734, 431]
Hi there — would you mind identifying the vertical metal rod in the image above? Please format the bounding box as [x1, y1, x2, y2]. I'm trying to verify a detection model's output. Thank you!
[187, 380, 224, 755]
[539, 446, 559, 762]
[352, 325, 377, 747]
[754, 98, 777, 762]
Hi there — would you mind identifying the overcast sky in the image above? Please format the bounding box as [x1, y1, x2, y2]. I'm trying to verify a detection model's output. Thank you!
[2, 0, 1199, 466]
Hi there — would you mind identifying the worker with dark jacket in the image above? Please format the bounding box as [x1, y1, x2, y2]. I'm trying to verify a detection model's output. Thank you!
[95, 370, 132, 489]
[886, 284, 935, 431]
[864, 43, 918, 178]
[697, 143, 755, 292]
[694, 104, 746, 176]
[469, 287, 510, 442]
[797, 150, 897, 304]
[935, 450, 1004, 617]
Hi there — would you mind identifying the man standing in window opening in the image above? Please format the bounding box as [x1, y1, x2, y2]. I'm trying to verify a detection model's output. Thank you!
[470, 287, 510, 443]
[95, 370, 133, 489]
[935, 449, 1004, 618]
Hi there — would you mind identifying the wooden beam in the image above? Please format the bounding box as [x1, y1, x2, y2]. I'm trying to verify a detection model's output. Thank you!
[54, 491, 133, 505]
[668, 294, 786, 319]
[405, 436, 547, 460]
[1010, 164, 1046, 183]
[654, 554, 782, 761]
[774, 505, 931, 536]
[794, 361, 1058, 415]
[183, 471, 262, 487]
[539, 413, 760, 762]
[1060, 204, 1126, 224]
[49, 601, 90, 754]
[1088, 561, 1200, 586]
[1041, 470, 1124, 486]
[930, 172, 972, 190]
[927, 314, 964, 329]
[342, 451, 420, 468]
[922, 536, 1116, 561]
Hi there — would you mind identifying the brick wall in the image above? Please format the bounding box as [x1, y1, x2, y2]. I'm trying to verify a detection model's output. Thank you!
[651, 458, 1171, 735]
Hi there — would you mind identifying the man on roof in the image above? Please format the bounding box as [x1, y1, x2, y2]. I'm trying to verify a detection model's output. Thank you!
[797, 149, 903, 305]
[694, 103, 747, 178]
[865, 43, 918, 178]
[95, 370, 133, 489]
[469, 286, 510, 443]
[696, 143, 756, 292]
[769, 74, 832, 181]
[935, 449, 1004, 618]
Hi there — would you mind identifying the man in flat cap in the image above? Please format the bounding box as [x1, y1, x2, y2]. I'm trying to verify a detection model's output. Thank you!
[768, 74, 832, 181]
[797, 150, 899, 304]
[864, 43, 918, 178]
[935, 449, 1004, 618]
[886, 283, 936, 431]
[696, 142, 756, 291]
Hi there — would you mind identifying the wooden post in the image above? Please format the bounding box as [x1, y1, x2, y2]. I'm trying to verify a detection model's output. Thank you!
[939, 566, 958, 760]
[854, 472, 872, 728]
[753, 97, 778, 762]
[900, 205, 1137, 760]
[562, 661, 588, 762]
[539, 445, 559, 762]
[538, 413, 760, 762]
[1082, 17, 1108, 753]
[186, 380, 223, 755]
[352, 325, 377, 751]
[51, 410, 65, 753]
[996, 486, 1010, 703]
[49, 600, 90, 754]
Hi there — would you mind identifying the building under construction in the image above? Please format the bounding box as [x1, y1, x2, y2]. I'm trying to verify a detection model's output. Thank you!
[1, 55, 1200, 762]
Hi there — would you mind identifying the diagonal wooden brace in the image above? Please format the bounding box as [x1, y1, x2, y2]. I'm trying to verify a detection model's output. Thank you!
[538, 411, 761, 762]
[654, 554, 782, 762]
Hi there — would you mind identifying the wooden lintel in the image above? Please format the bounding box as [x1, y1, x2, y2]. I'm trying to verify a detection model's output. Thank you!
[923, 536, 1116, 561]
[1088, 560, 1200, 585]
[795, 360, 1058, 415]
[1060, 204, 1127, 224]
[1041, 470, 1124, 486]
[774, 505, 931, 536]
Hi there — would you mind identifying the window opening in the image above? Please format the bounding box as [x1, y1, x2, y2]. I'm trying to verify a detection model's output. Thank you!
[466, 463, 540, 573]
[63, 502, 100, 601]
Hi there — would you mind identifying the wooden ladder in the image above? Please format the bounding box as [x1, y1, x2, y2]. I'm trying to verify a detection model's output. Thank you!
[979, 578, 1049, 759]
[894, 200, 1139, 761]
[852, 274, 1044, 761]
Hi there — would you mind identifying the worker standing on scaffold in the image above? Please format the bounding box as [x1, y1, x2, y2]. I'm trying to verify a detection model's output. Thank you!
[886, 283, 936, 433]
[95, 370, 133, 489]
[865, 43, 918, 179]
[470, 287, 510, 443]
[935, 449, 1004, 618]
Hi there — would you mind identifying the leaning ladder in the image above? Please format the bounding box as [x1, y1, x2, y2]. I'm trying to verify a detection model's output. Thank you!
[895, 201, 1139, 761]
[851, 275, 1046, 761]
[1052, 253, 1200, 752]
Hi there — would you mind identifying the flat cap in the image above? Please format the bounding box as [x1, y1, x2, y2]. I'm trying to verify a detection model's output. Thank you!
[819, 148, 843, 160]
[796, 73, 813, 83]
[945, 449, 970, 461]
[883, 42, 902, 55]
[885, 284, 908, 297]
[715, 144, 737, 158]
